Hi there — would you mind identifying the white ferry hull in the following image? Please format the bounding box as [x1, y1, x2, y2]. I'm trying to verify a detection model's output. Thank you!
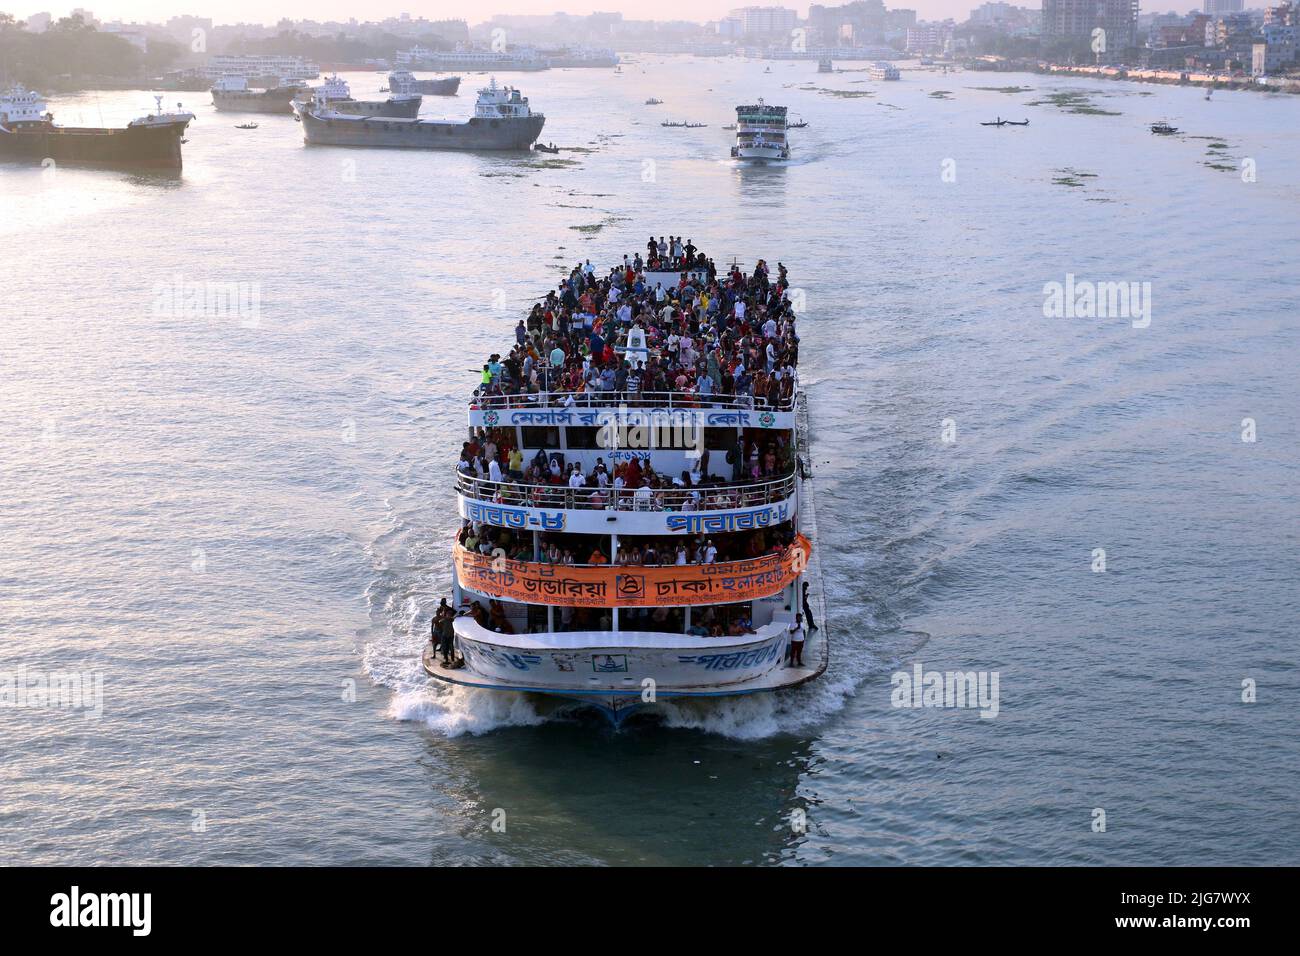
[732, 144, 788, 162]
[424, 617, 826, 724]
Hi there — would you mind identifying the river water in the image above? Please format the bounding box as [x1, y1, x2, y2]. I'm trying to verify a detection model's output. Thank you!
[2, 57, 1298, 866]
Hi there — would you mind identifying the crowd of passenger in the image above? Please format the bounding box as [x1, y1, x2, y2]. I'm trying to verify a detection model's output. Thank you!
[456, 427, 796, 510]
[457, 521, 796, 568]
[472, 243, 802, 408]
[448, 598, 760, 638]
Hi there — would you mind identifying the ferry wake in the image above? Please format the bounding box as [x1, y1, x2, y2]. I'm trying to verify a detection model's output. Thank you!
[424, 240, 827, 724]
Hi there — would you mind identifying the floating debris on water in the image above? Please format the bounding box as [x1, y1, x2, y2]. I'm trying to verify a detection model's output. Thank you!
[974, 85, 1034, 94]
[1052, 167, 1099, 188]
[929, 90, 953, 99]
[1026, 90, 1120, 116]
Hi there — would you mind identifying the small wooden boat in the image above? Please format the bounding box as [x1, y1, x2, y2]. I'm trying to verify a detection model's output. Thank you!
[644, 97, 663, 105]
[235, 122, 259, 130]
[661, 121, 707, 128]
[534, 142, 560, 154]
[980, 118, 1029, 127]
[1150, 121, 1178, 135]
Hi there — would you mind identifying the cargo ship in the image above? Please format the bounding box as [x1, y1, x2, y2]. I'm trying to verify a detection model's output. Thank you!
[0, 88, 193, 170]
[210, 75, 305, 114]
[424, 250, 827, 724]
[388, 70, 461, 97]
[293, 74, 421, 119]
[300, 77, 543, 151]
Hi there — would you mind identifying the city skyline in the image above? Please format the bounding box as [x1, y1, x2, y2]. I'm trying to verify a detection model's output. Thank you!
[6, 1, 1200, 30]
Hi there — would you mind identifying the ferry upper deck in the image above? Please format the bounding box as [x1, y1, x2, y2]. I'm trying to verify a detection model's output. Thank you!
[469, 242, 798, 415]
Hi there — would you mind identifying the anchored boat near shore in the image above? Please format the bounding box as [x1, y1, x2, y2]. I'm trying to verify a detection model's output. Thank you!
[0, 88, 193, 170]
[300, 77, 543, 150]
[210, 74, 305, 114]
[388, 70, 461, 97]
[293, 73, 422, 119]
[424, 251, 826, 724]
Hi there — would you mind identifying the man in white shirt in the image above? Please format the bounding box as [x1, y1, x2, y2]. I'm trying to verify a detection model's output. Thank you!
[568, 468, 586, 489]
[787, 614, 806, 667]
[734, 299, 746, 322]
[702, 540, 717, 564]
[488, 458, 503, 484]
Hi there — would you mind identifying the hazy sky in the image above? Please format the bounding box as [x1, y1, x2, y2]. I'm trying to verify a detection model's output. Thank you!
[22, 1, 1190, 27]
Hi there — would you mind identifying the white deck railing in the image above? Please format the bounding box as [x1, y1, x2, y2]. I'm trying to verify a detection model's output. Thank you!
[455, 470, 797, 512]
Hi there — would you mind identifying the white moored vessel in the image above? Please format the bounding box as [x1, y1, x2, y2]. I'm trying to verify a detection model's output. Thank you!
[425, 246, 827, 723]
[730, 99, 789, 162]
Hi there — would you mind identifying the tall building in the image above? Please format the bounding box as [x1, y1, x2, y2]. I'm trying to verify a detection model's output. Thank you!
[906, 21, 953, 53]
[1041, 0, 1139, 50]
[728, 6, 798, 37]
[1203, 0, 1243, 14]
[1264, 2, 1298, 25]
[808, 2, 890, 44]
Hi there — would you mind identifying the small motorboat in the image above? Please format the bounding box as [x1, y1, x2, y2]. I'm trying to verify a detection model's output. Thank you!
[788, 118, 809, 129]
[980, 117, 1029, 127]
[1150, 121, 1178, 135]
[235, 122, 259, 130]
[644, 97, 663, 105]
[721, 123, 736, 131]
[661, 121, 707, 128]
[534, 142, 560, 154]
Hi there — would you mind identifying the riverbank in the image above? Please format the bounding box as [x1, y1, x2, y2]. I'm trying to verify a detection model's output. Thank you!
[961, 57, 1300, 94]
[1042, 63, 1300, 93]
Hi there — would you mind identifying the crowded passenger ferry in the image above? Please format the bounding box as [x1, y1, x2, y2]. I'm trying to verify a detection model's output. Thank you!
[424, 238, 828, 723]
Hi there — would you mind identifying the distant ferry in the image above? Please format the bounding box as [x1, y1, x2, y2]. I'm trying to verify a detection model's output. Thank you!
[293, 74, 421, 119]
[425, 251, 826, 723]
[300, 78, 544, 151]
[211, 75, 305, 114]
[541, 48, 620, 68]
[869, 62, 901, 80]
[397, 47, 549, 72]
[730, 98, 789, 162]
[0, 87, 193, 170]
[202, 54, 319, 81]
[388, 70, 461, 97]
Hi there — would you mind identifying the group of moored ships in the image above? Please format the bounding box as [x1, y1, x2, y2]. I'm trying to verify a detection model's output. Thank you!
[1, 67, 801, 170]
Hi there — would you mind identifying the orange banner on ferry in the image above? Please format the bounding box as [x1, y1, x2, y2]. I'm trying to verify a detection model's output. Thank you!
[454, 535, 812, 608]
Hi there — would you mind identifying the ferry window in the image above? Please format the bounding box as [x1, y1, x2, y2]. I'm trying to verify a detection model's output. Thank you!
[651, 422, 702, 450]
[565, 426, 602, 450]
[705, 428, 738, 452]
[520, 426, 559, 450]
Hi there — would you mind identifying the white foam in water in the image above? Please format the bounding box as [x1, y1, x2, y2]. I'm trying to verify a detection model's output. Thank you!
[388, 684, 547, 737]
